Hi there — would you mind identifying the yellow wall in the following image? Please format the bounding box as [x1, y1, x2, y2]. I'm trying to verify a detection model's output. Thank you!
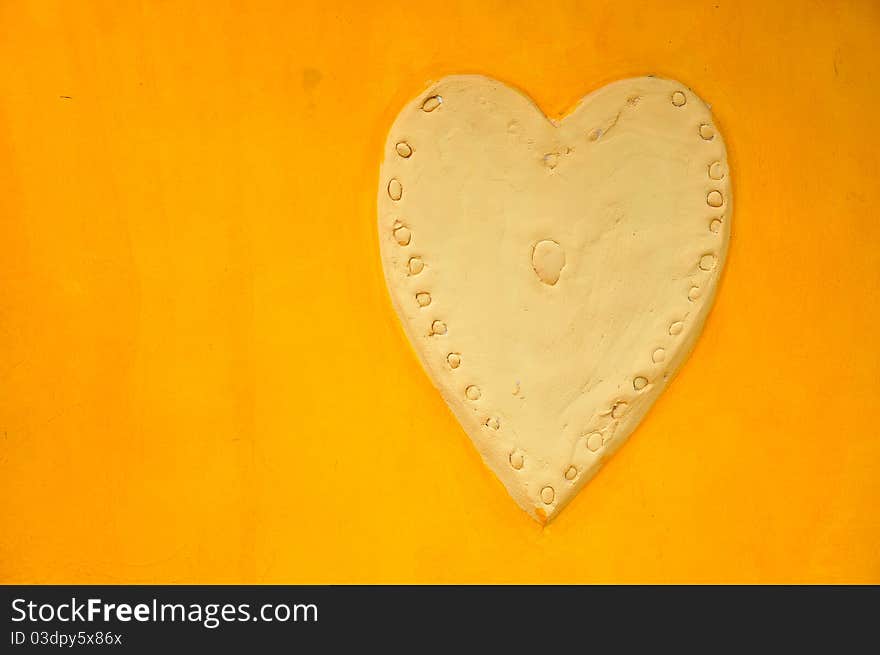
[1, 0, 878, 583]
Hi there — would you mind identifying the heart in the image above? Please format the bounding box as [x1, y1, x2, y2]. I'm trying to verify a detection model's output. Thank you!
[378, 75, 731, 523]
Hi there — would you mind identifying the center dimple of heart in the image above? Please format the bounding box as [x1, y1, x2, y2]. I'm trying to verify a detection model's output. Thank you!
[531, 239, 566, 285]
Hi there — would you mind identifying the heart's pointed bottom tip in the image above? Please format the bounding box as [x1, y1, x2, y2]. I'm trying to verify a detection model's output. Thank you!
[533, 507, 553, 526]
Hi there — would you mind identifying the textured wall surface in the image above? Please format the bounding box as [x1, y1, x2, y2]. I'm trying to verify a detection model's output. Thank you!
[1, 0, 878, 582]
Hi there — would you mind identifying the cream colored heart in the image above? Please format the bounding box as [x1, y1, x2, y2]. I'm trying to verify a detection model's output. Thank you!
[378, 75, 731, 523]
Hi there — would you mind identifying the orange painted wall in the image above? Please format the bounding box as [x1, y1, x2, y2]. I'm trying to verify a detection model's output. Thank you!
[1, 0, 878, 583]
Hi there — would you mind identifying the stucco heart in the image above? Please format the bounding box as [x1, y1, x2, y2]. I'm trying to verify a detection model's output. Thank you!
[377, 75, 731, 523]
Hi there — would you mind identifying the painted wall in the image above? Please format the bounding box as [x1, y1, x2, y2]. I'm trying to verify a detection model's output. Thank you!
[1, 0, 877, 582]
